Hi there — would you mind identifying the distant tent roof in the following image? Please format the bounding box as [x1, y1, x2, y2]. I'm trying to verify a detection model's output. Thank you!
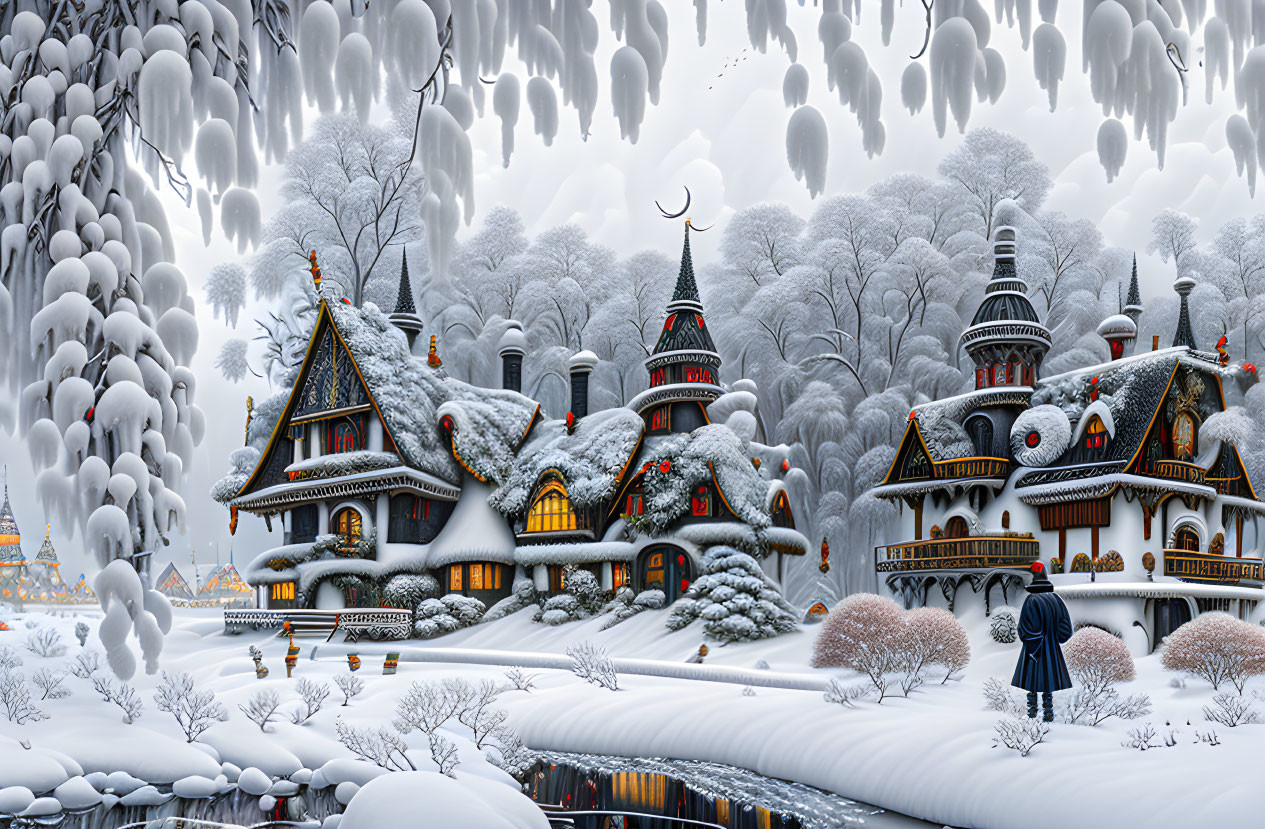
[32, 526, 57, 565]
[0, 481, 22, 566]
[155, 562, 195, 601]
[199, 563, 253, 598]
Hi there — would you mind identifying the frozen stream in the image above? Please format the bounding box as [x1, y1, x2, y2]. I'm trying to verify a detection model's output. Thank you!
[529, 751, 938, 828]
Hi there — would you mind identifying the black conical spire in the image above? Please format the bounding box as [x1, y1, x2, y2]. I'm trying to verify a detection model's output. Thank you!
[1172, 276, 1197, 349]
[1126, 255, 1141, 308]
[669, 222, 702, 308]
[394, 250, 416, 315]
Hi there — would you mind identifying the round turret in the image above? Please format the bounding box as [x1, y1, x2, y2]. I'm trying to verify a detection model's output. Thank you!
[568, 350, 599, 373]
[497, 320, 526, 356]
[960, 227, 1051, 389]
[1097, 313, 1137, 360]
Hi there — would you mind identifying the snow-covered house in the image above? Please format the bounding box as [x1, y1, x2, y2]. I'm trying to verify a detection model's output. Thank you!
[217, 226, 808, 614]
[871, 228, 1265, 653]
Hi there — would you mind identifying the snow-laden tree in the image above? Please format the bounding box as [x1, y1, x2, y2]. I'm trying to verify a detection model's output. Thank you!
[937, 128, 1051, 241]
[204, 263, 247, 327]
[666, 546, 798, 643]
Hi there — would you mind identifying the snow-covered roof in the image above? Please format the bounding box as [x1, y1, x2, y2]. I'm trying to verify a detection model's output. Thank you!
[515, 540, 638, 566]
[1055, 580, 1265, 601]
[911, 387, 1033, 460]
[488, 407, 644, 516]
[424, 477, 517, 568]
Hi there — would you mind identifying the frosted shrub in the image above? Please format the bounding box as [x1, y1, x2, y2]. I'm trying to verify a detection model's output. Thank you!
[484, 577, 540, 622]
[823, 676, 870, 708]
[334, 672, 365, 706]
[1161, 613, 1265, 692]
[1064, 628, 1151, 726]
[413, 595, 486, 639]
[504, 668, 539, 693]
[567, 641, 619, 691]
[74, 623, 89, 647]
[601, 587, 665, 630]
[68, 650, 101, 679]
[335, 719, 415, 772]
[290, 678, 331, 725]
[1121, 723, 1162, 751]
[153, 672, 227, 742]
[1203, 692, 1261, 727]
[992, 716, 1048, 757]
[383, 574, 439, 611]
[810, 593, 905, 702]
[239, 689, 283, 732]
[26, 627, 66, 658]
[982, 677, 1023, 716]
[540, 593, 583, 626]
[990, 607, 1019, 644]
[898, 607, 971, 694]
[0, 647, 23, 671]
[0, 671, 46, 724]
[666, 547, 797, 644]
[537, 569, 607, 625]
[31, 668, 70, 701]
[108, 683, 144, 724]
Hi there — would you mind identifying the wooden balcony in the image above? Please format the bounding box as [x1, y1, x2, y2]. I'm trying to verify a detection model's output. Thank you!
[1136, 459, 1206, 487]
[876, 534, 1040, 573]
[932, 457, 1010, 480]
[1163, 549, 1264, 586]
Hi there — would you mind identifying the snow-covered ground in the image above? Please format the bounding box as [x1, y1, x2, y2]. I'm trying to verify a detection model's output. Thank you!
[0, 603, 1260, 828]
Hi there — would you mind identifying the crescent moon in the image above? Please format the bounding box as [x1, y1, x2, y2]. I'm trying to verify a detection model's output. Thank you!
[656, 186, 690, 219]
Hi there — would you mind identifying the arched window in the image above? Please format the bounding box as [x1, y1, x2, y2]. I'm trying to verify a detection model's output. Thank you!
[1172, 412, 1196, 459]
[1084, 416, 1108, 451]
[965, 415, 994, 456]
[525, 481, 579, 533]
[691, 486, 711, 516]
[1001, 510, 1010, 529]
[327, 419, 359, 453]
[945, 516, 969, 538]
[992, 364, 1008, 385]
[333, 508, 362, 541]
[1174, 526, 1200, 552]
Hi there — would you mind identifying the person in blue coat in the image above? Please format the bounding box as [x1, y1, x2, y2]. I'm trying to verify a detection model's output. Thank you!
[1010, 561, 1073, 721]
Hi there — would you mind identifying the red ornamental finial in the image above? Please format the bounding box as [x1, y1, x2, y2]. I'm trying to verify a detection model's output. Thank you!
[309, 250, 322, 289]
[1089, 375, 1100, 402]
[566, 411, 576, 432]
[1217, 335, 1230, 367]
[428, 335, 442, 367]
[1031, 561, 1044, 574]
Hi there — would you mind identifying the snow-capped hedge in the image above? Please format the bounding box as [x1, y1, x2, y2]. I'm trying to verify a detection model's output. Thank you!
[413, 595, 486, 639]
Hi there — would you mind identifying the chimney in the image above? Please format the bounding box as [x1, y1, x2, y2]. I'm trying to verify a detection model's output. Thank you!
[497, 321, 526, 393]
[568, 351, 599, 420]
[1096, 314, 1137, 361]
[1152, 335, 1159, 352]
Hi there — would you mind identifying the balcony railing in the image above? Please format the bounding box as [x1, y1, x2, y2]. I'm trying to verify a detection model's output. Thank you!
[1136, 459, 1207, 487]
[932, 457, 1010, 480]
[1163, 549, 1264, 586]
[876, 534, 1040, 573]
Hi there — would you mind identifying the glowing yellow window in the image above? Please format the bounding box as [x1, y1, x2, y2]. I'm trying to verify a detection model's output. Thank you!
[469, 564, 483, 590]
[449, 565, 462, 591]
[525, 481, 578, 533]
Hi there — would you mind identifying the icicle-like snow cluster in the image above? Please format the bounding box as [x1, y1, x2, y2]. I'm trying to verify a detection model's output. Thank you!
[786, 107, 829, 198]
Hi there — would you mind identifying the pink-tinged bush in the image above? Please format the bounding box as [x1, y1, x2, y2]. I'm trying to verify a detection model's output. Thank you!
[1065, 627, 1135, 692]
[901, 607, 971, 691]
[1161, 612, 1265, 693]
[811, 593, 905, 700]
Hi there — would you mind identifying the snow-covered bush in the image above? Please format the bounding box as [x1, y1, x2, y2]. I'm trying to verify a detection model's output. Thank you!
[290, 678, 331, 725]
[992, 716, 1048, 757]
[153, 672, 226, 742]
[667, 547, 797, 643]
[601, 587, 665, 630]
[413, 595, 486, 639]
[567, 641, 619, 691]
[990, 606, 1019, 644]
[239, 689, 283, 732]
[898, 607, 971, 694]
[1161, 613, 1265, 692]
[26, 627, 66, 658]
[383, 574, 440, 611]
[539, 593, 582, 626]
[0, 670, 46, 724]
[334, 672, 365, 706]
[1203, 693, 1261, 727]
[536, 568, 608, 625]
[823, 676, 870, 708]
[74, 623, 89, 647]
[31, 668, 70, 701]
[96, 680, 144, 725]
[1121, 723, 1164, 751]
[0, 647, 22, 672]
[982, 677, 1023, 716]
[1063, 627, 1150, 726]
[68, 650, 101, 679]
[335, 720, 414, 772]
[810, 593, 905, 701]
[503, 668, 539, 693]
[483, 576, 540, 622]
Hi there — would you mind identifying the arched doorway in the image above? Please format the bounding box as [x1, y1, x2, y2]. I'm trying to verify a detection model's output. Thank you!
[637, 546, 694, 603]
[945, 516, 969, 539]
[1154, 597, 1192, 643]
[1173, 525, 1200, 552]
[333, 507, 363, 543]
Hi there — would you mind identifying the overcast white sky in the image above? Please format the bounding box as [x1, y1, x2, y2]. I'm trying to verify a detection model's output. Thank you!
[2, 2, 1258, 582]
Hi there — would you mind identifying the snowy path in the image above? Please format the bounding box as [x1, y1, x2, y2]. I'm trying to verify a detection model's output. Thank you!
[309, 643, 829, 691]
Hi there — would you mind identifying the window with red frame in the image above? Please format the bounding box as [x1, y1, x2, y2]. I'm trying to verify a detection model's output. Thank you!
[650, 408, 668, 430]
[624, 493, 644, 515]
[691, 486, 710, 516]
[685, 367, 700, 382]
[992, 364, 1007, 385]
[699, 368, 713, 383]
[650, 368, 665, 386]
[976, 368, 986, 387]
[327, 420, 358, 453]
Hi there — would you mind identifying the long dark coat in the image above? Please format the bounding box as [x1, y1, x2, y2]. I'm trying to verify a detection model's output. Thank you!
[1010, 591, 1074, 693]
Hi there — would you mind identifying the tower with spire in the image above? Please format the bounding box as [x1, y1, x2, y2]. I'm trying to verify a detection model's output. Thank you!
[629, 220, 725, 434]
[1172, 275, 1197, 349]
[1123, 254, 1144, 324]
[388, 250, 425, 350]
[0, 468, 21, 569]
